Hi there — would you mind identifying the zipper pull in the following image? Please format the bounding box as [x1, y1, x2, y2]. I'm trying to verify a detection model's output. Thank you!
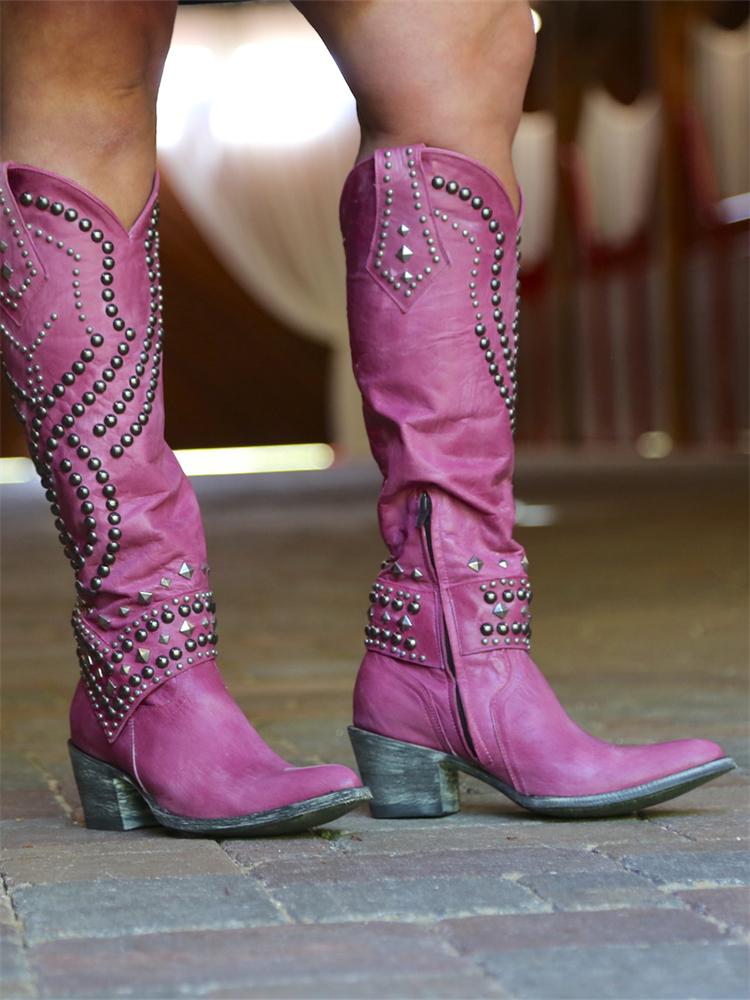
[416, 491, 432, 527]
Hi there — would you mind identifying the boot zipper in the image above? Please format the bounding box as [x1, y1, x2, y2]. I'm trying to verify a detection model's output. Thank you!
[417, 490, 477, 757]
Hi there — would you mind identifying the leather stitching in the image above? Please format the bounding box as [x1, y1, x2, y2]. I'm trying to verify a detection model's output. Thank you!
[489, 660, 524, 792]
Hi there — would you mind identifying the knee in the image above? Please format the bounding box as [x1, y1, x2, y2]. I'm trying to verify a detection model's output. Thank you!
[351, 0, 537, 147]
[2, 1, 176, 152]
[2, 2, 175, 109]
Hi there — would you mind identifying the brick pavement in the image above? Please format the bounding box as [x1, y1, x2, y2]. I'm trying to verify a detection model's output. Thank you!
[1, 459, 748, 999]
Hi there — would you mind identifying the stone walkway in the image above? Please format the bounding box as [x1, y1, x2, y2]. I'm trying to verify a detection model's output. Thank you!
[1, 458, 748, 999]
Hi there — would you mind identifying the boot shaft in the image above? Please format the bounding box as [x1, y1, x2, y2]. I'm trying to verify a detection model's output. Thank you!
[340, 143, 524, 564]
[0, 164, 217, 741]
[340, 145, 531, 678]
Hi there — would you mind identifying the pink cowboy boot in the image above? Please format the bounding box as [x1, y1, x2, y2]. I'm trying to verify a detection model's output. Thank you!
[0, 163, 368, 835]
[340, 144, 734, 819]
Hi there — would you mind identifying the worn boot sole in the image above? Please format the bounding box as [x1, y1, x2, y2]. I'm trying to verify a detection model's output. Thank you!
[349, 727, 736, 819]
[69, 742, 372, 836]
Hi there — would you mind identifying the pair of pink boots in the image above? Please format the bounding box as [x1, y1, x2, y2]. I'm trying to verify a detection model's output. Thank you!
[0, 145, 732, 836]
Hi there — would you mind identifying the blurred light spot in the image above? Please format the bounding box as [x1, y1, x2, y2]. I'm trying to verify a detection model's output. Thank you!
[531, 8, 542, 33]
[636, 430, 673, 459]
[717, 192, 750, 225]
[175, 443, 335, 476]
[515, 499, 557, 527]
[1, 445, 335, 485]
[210, 38, 355, 147]
[157, 45, 217, 149]
[0, 457, 34, 484]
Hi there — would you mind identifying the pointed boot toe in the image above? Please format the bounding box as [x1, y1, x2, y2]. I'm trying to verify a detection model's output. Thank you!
[671, 737, 728, 770]
[286, 763, 365, 795]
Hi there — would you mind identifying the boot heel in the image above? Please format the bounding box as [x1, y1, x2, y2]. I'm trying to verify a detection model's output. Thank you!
[348, 727, 460, 818]
[68, 742, 156, 831]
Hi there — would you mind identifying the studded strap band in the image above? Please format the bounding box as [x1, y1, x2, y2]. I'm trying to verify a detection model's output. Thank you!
[74, 583, 218, 741]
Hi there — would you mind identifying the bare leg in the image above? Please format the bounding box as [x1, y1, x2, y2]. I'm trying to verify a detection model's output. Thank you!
[0, 0, 176, 227]
[295, 0, 536, 211]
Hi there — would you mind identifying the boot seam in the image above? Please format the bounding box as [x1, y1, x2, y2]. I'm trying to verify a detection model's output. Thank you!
[489, 666, 525, 792]
[429, 492, 495, 767]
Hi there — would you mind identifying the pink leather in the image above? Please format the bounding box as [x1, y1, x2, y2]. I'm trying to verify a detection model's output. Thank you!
[70, 664, 360, 817]
[1, 163, 361, 816]
[342, 144, 725, 797]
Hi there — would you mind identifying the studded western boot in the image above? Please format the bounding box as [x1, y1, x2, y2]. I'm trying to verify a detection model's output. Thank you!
[341, 143, 733, 819]
[0, 163, 369, 835]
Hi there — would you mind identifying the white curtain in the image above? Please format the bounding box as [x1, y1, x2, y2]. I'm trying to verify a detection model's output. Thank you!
[158, 2, 367, 454]
[158, 2, 558, 456]
[576, 88, 662, 246]
[512, 111, 557, 267]
[691, 19, 750, 200]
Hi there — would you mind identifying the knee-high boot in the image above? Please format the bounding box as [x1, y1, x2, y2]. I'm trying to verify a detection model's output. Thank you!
[0, 163, 368, 835]
[340, 143, 733, 818]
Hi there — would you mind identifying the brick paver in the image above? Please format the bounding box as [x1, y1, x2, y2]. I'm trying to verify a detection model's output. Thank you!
[1, 461, 747, 998]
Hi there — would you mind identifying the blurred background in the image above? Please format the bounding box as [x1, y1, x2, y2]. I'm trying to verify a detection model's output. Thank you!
[1, 0, 748, 468]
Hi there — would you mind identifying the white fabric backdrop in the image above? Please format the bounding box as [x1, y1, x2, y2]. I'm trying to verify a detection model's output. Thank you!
[158, 2, 558, 454]
[512, 111, 557, 267]
[576, 88, 662, 246]
[691, 19, 750, 200]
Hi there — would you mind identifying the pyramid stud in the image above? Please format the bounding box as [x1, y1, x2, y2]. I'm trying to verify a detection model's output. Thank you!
[160, 577, 171, 588]
[521, 605, 532, 618]
[179, 620, 195, 636]
[382, 611, 392, 623]
[396, 244, 413, 262]
[159, 634, 170, 644]
[467, 557, 483, 573]
[498, 559, 508, 569]
[402, 270, 414, 282]
[521, 556, 529, 571]
[392, 562, 404, 577]
[492, 602, 508, 619]
[137, 591, 153, 606]
[411, 568, 424, 581]
[398, 223, 410, 236]
[119, 606, 130, 617]
[136, 648, 150, 664]
[178, 562, 193, 580]
[121, 665, 131, 675]
[399, 614, 413, 630]
[1, 262, 13, 280]
[97, 615, 111, 629]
